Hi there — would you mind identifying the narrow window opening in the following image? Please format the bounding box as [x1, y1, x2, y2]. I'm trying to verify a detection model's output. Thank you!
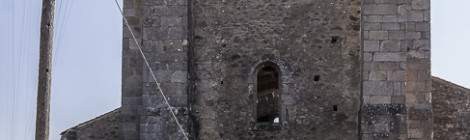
[256, 65, 280, 126]
[333, 105, 338, 111]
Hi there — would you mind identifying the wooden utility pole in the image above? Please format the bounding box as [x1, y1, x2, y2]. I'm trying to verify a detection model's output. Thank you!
[35, 0, 55, 140]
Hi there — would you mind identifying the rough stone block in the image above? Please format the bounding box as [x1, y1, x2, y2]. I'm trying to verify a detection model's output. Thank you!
[364, 53, 373, 62]
[363, 4, 398, 15]
[362, 115, 391, 134]
[170, 70, 187, 83]
[374, 52, 406, 62]
[412, 39, 430, 51]
[408, 50, 430, 59]
[363, 81, 394, 96]
[406, 61, 430, 70]
[408, 129, 423, 138]
[382, 15, 399, 22]
[161, 17, 185, 27]
[405, 32, 421, 40]
[381, 23, 400, 30]
[363, 62, 404, 71]
[168, 26, 187, 40]
[364, 15, 382, 22]
[364, 40, 380, 52]
[143, 27, 167, 41]
[388, 31, 405, 40]
[364, 22, 381, 30]
[408, 12, 425, 22]
[380, 40, 401, 52]
[369, 31, 389, 40]
[364, 96, 392, 104]
[391, 96, 405, 104]
[144, 16, 161, 27]
[415, 22, 430, 31]
[123, 96, 142, 106]
[167, 0, 187, 6]
[166, 6, 187, 17]
[387, 70, 405, 81]
[412, 0, 429, 10]
[397, 5, 410, 17]
[393, 82, 405, 96]
[405, 81, 426, 92]
[369, 71, 387, 81]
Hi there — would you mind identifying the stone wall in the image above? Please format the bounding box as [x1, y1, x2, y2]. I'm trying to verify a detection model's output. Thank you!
[140, 0, 190, 139]
[121, 0, 144, 139]
[192, 0, 361, 139]
[63, 0, 436, 140]
[361, 0, 431, 139]
[122, 0, 191, 140]
[432, 77, 470, 140]
[61, 108, 122, 140]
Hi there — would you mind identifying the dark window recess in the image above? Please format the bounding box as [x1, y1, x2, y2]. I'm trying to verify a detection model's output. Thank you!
[194, 35, 203, 40]
[331, 36, 340, 44]
[333, 105, 338, 111]
[314, 75, 320, 81]
[220, 81, 224, 85]
[257, 65, 280, 125]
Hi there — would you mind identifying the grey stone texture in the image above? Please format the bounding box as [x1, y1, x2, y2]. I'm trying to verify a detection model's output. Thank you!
[121, 0, 146, 139]
[191, 0, 361, 139]
[61, 109, 122, 140]
[361, 0, 432, 139]
[432, 77, 470, 140]
[60, 0, 460, 140]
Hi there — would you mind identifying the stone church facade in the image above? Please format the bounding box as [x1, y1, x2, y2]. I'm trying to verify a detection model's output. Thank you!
[61, 0, 470, 139]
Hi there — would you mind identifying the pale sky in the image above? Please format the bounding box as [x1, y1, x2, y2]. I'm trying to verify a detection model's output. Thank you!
[0, 0, 469, 140]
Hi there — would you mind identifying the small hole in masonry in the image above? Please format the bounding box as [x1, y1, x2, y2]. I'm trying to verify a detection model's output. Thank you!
[314, 75, 320, 81]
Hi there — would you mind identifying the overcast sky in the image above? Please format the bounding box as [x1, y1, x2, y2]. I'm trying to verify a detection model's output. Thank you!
[0, 0, 469, 140]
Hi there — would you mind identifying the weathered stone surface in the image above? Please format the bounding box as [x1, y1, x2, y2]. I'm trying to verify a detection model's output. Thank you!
[361, 0, 432, 139]
[61, 0, 442, 140]
[192, 0, 361, 139]
[432, 77, 470, 140]
[61, 109, 122, 140]
[121, 0, 144, 139]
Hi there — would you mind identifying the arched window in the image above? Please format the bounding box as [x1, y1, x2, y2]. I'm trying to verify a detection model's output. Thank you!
[256, 64, 280, 125]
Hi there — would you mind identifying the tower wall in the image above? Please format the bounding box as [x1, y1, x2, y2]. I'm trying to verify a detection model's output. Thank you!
[192, 0, 362, 139]
[361, 0, 432, 139]
[140, 0, 190, 139]
[120, 0, 432, 140]
[121, 0, 144, 139]
[122, 0, 191, 140]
